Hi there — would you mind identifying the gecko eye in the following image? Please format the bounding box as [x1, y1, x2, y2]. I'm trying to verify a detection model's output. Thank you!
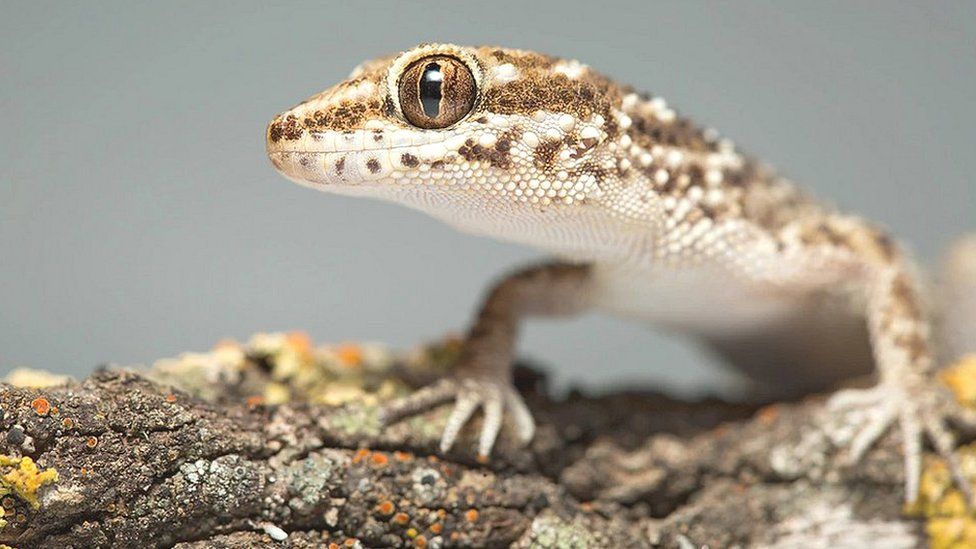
[398, 55, 476, 129]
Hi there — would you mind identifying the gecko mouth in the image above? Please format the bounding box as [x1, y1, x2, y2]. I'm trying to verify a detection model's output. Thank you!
[266, 124, 469, 189]
[267, 128, 450, 188]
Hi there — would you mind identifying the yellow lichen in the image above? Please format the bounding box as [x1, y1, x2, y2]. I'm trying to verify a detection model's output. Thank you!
[926, 517, 976, 549]
[941, 355, 976, 409]
[263, 382, 292, 405]
[0, 456, 58, 509]
[907, 355, 976, 549]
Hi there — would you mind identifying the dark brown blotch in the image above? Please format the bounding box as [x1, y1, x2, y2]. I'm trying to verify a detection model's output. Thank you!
[890, 274, 923, 321]
[894, 331, 929, 362]
[401, 153, 419, 168]
[532, 139, 563, 170]
[458, 137, 512, 169]
[305, 99, 386, 132]
[268, 115, 303, 143]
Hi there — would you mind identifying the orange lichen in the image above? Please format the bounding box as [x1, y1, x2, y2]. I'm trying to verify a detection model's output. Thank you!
[343, 538, 357, 547]
[30, 397, 51, 416]
[430, 523, 443, 534]
[328, 544, 340, 549]
[394, 451, 414, 462]
[352, 448, 371, 464]
[286, 331, 314, 359]
[61, 418, 74, 429]
[393, 512, 410, 525]
[755, 404, 780, 425]
[336, 344, 364, 367]
[212, 339, 240, 352]
[465, 509, 479, 522]
[86, 437, 98, 449]
[165, 394, 178, 403]
[245, 395, 265, 409]
[49, 406, 59, 416]
[370, 452, 389, 467]
[376, 500, 395, 515]
[414, 535, 427, 548]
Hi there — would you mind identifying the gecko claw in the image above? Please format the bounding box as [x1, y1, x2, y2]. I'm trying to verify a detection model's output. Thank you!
[380, 376, 536, 458]
[827, 383, 975, 506]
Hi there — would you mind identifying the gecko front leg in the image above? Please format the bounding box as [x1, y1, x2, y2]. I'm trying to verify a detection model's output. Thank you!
[772, 216, 976, 504]
[828, 262, 975, 504]
[380, 262, 592, 458]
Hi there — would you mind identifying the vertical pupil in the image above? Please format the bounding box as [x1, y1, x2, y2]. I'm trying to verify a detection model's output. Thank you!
[419, 63, 443, 118]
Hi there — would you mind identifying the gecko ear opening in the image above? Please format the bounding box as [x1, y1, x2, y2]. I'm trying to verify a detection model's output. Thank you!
[398, 55, 476, 129]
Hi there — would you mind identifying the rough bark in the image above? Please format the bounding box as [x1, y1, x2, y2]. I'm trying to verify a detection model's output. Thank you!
[0, 342, 958, 548]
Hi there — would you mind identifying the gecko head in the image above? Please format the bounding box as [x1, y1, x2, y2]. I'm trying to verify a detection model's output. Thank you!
[267, 43, 659, 253]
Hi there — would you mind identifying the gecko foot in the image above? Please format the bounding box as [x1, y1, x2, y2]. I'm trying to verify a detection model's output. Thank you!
[379, 376, 536, 458]
[827, 382, 974, 505]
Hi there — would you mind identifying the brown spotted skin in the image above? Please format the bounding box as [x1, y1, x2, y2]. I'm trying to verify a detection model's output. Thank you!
[267, 43, 976, 504]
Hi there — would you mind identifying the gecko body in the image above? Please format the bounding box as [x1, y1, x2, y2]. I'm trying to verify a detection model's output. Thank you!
[266, 43, 975, 503]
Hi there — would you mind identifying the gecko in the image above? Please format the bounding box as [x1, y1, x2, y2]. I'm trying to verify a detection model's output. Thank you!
[266, 43, 976, 504]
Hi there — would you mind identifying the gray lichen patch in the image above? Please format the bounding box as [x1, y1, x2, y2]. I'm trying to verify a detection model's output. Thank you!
[514, 512, 602, 548]
[279, 451, 342, 515]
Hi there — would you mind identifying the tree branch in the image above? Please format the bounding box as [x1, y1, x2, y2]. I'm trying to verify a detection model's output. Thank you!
[1, 336, 966, 548]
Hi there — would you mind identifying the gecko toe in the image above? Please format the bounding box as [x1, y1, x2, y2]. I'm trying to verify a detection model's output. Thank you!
[924, 414, 975, 506]
[478, 389, 504, 458]
[505, 387, 536, 444]
[440, 391, 480, 453]
[846, 400, 897, 465]
[900, 407, 924, 504]
[379, 378, 458, 426]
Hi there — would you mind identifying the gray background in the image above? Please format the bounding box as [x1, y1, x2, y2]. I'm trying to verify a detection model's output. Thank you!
[2, 1, 974, 396]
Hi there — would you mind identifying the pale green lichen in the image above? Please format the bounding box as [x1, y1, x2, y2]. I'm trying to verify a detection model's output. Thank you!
[519, 513, 600, 548]
[0, 456, 58, 510]
[408, 411, 450, 442]
[327, 405, 382, 437]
